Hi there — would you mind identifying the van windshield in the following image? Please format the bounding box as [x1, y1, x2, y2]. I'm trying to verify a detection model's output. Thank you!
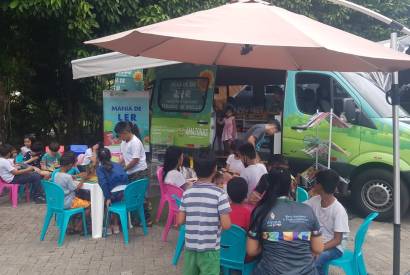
[341, 72, 409, 118]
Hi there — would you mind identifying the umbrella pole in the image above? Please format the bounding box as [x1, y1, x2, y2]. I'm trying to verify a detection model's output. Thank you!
[391, 32, 401, 275]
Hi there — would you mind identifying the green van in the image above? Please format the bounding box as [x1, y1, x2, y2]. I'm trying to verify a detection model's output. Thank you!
[150, 63, 410, 220]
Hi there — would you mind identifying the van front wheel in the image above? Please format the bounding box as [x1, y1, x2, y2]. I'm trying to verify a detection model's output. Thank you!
[352, 169, 409, 221]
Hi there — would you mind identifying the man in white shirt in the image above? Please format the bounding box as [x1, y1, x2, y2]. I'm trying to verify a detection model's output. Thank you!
[114, 121, 148, 180]
[0, 144, 45, 203]
[114, 121, 150, 224]
[238, 143, 267, 196]
[305, 169, 349, 275]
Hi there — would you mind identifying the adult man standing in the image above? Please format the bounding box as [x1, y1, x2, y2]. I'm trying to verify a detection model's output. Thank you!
[243, 118, 281, 151]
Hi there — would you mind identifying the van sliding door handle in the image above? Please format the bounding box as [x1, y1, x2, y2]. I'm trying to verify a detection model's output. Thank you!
[197, 121, 209, 125]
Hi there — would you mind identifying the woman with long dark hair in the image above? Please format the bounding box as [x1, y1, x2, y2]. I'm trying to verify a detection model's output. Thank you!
[247, 169, 323, 275]
[96, 148, 128, 234]
[163, 146, 191, 189]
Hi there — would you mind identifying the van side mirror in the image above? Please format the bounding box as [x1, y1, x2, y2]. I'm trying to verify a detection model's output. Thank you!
[343, 98, 357, 123]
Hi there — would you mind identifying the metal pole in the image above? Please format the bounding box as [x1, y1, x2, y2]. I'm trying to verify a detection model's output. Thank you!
[326, 0, 410, 35]
[315, 109, 319, 169]
[391, 32, 401, 275]
[327, 109, 333, 169]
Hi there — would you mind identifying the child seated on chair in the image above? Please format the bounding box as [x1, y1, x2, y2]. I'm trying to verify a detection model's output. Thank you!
[248, 155, 297, 205]
[0, 144, 45, 203]
[41, 141, 61, 172]
[96, 148, 128, 235]
[304, 169, 349, 275]
[224, 139, 245, 176]
[24, 142, 52, 179]
[227, 177, 251, 230]
[21, 134, 35, 157]
[53, 151, 91, 234]
[7, 145, 18, 165]
[238, 143, 267, 198]
[177, 151, 231, 275]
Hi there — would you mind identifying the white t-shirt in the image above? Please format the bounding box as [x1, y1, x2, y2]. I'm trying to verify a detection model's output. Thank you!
[21, 146, 31, 156]
[226, 154, 245, 174]
[82, 148, 93, 165]
[305, 195, 350, 252]
[120, 135, 147, 175]
[164, 169, 186, 188]
[240, 163, 267, 196]
[0, 158, 15, 183]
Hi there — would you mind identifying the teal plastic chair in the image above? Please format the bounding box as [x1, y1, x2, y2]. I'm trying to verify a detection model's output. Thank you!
[324, 212, 379, 275]
[220, 225, 258, 275]
[172, 196, 185, 266]
[51, 167, 80, 182]
[15, 153, 24, 163]
[296, 186, 309, 202]
[40, 180, 88, 246]
[104, 178, 149, 245]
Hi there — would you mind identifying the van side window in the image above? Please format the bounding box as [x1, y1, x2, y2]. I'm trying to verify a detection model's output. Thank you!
[295, 73, 360, 124]
[158, 78, 208, 112]
[296, 73, 331, 115]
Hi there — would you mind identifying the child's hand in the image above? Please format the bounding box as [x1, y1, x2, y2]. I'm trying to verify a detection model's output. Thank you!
[223, 172, 232, 184]
[105, 199, 111, 207]
[248, 191, 262, 205]
[83, 172, 92, 180]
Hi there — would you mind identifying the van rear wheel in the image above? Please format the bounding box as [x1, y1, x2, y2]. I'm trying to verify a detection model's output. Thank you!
[352, 169, 409, 221]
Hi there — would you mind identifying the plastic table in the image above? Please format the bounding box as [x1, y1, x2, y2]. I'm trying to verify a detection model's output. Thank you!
[81, 182, 104, 239]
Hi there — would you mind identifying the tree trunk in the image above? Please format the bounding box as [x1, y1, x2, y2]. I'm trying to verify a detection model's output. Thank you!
[0, 80, 9, 143]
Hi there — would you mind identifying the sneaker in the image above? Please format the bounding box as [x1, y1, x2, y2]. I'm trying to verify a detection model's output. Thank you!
[113, 225, 120, 234]
[34, 196, 46, 204]
[105, 228, 113, 236]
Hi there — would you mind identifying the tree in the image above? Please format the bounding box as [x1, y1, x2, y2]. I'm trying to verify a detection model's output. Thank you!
[1, 0, 409, 145]
[0, 0, 229, 145]
[271, 0, 410, 41]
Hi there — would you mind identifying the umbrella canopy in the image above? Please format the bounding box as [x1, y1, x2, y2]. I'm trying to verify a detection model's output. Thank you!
[86, 0, 410, 72]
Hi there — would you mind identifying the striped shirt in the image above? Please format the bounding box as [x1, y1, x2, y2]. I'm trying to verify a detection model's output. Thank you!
[180, 183, 231, 252]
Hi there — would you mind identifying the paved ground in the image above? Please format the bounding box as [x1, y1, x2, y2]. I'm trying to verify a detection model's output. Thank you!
[0, 187, 409, 275]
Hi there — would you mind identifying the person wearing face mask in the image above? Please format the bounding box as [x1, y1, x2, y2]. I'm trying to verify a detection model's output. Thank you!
[238, 143, 267, 197]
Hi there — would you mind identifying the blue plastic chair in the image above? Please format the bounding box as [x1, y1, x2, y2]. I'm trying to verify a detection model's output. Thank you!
[172, 196, 185, 266]
[39, 180, 88, 246]
[69, 145, 88, 156]
[104, 178, 149, 245]
[220, 225, 258, 275]
[296, 187, 309, 202]
[324, 212, 379, 275]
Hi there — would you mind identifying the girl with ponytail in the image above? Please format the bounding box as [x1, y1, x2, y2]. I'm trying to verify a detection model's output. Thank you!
[96, 148, 128, 234]
[246, 169, 324, 275]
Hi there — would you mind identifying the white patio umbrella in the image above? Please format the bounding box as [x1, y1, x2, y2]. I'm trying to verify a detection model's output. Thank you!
[85, 0, 410, 72]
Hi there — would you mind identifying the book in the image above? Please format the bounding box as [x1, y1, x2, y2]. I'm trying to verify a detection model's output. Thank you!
[292, 112, 351, 130]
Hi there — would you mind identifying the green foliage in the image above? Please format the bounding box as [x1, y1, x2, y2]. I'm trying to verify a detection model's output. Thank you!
[1, 0, 410, 144]
[272, 0, 410, 41]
